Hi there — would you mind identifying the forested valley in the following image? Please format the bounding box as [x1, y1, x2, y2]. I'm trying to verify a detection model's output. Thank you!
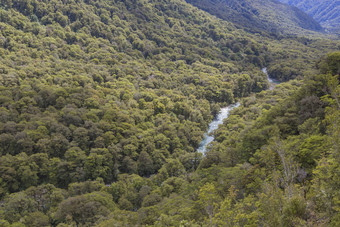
[0, 0, 339, 226]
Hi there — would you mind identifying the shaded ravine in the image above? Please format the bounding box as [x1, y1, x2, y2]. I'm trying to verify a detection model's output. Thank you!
[197, 68, 279, 154]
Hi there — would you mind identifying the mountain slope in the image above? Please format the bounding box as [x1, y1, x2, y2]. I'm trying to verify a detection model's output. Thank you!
[0, 0, 339, 226]
[186, 0, 323, 34]
[279, 0, 340, 33]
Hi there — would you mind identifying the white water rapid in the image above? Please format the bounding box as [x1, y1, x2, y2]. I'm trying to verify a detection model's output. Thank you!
[197, 68, 279, 154]
[262, 67, 280, 90]
[197, 102, 240, 154]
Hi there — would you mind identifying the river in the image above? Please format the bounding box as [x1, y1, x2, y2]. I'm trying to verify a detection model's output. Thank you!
[262, 67, 280, 90]
[197, 102, 240, 153]
[197, 68, 278, 154]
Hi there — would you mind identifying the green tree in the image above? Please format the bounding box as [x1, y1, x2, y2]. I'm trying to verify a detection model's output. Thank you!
[197, 183, 221, 226]
[137, 151, 154, 176]
[54, 191, 115, 226]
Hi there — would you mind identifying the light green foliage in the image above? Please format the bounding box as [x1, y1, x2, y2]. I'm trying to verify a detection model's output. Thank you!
[0, 0, 339, 226]
[197, 183, 221, 226]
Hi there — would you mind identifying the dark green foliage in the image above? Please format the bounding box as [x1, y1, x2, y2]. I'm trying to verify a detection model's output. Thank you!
[0, 0, 339, 226]
[54, 191, 115, 226]
[319, 51, 340, 75]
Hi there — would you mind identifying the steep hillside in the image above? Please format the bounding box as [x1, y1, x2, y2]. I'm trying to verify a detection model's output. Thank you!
[279, 0, 340, 33]
[0, 0, 339, 226]
[186, 0, 323, 34]
[0, 0, 271, 190]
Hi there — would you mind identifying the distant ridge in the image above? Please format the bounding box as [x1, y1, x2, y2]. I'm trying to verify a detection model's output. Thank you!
[186, 0, 323, 34]
[278, 0, 340, 34]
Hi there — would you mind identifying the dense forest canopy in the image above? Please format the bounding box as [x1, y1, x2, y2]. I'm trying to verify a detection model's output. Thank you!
[0, 0, 339, 226]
